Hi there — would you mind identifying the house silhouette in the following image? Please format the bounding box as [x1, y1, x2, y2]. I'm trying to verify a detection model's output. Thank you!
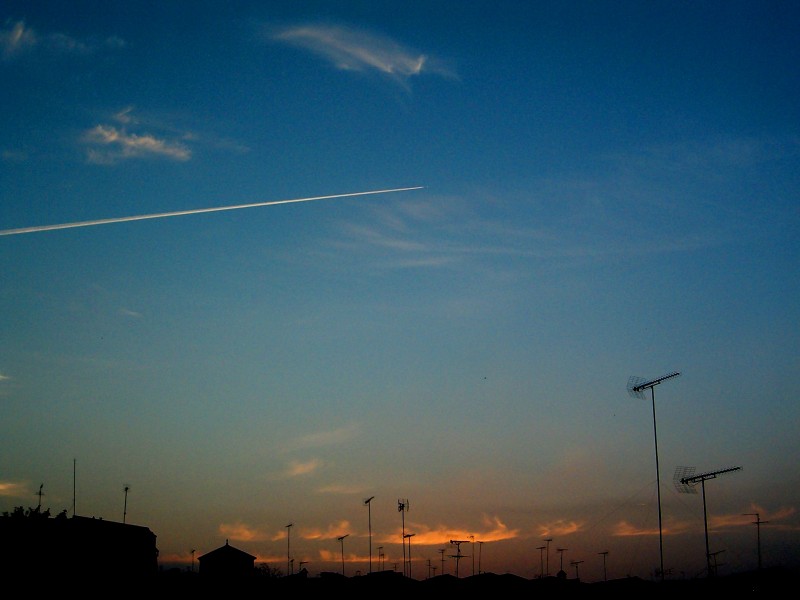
[198, 540, 256, 577]
[0, 512, 158, 580]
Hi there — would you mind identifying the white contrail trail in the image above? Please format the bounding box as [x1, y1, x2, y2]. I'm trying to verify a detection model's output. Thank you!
[0, 186, 424, 236]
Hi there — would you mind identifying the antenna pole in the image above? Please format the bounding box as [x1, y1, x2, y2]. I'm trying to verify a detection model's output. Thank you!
[543, 538, 552, 576]
[627, 370, 680, 581]
[675, 465, 742, 577]
[398, 499, 409, 576]
[743, 512, 768, 570]
[286, 523, 293, 576]
[364, 496, 375, 574]
[123, 485, 130, 523]
[650, 385, 665, 581]
[72, 458, 76, 517]
[337, 534, 349, 576]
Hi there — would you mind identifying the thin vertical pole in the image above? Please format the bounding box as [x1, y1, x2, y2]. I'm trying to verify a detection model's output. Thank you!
[651, 387, 665, 582]
[701, 480, 712, 577]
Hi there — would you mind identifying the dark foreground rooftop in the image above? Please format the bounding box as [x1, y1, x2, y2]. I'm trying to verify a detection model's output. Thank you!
[66, 566, 792, 597]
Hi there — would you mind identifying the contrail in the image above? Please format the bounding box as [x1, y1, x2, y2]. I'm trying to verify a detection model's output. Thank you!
[0, 186, 424, 236]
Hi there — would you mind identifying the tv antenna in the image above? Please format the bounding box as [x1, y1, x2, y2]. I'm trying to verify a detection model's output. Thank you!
[449, 540, 470, 577]
[364, 496, 375, 573]
[398, 499, 409, 576]
[337, 534, 349, 576]
[674, 465, 742, 577]
[190, 548, 196, 573]
[123, 484, 130, 523]
[285, 523, 294, 575]
[742, 512, 769, 570]
[404, 533, 416, 578]
[627, 370, 681, 581]
[570, 559, 584, 580]
[36, 483, 44, 511]
[543, 537, 553, 576]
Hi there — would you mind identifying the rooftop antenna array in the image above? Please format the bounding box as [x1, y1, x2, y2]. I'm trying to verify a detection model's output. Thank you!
[398, 499, 409, 576]
[449, 540, 470, 577]
[674, 465, 742, 577]
[627, 370, 681, 581]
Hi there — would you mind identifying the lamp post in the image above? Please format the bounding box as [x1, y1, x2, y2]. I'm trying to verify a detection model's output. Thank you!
[337, 534, 349, 576]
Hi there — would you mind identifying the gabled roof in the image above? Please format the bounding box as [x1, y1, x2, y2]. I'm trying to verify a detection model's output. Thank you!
[198, 539, 256, 562]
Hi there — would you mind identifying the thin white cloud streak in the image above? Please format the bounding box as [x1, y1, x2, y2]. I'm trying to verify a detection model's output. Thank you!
[0, 20, 124, 61]
[269, 23, 456, 87]
[0, 187, 424, 236]
[82, 124, 192, 164]
[284, 424, 361, 452]
[286, 459, 322, 477]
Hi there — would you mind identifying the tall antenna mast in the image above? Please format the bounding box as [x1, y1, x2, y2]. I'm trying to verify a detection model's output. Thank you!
[398, 499, 409, 576]
[36, 483, 44, 511]
[674, 465, 742, 577]
[627, 370, 680, 581]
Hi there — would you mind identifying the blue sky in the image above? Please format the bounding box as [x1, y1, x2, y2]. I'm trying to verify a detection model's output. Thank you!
[1, 0, 798, 581]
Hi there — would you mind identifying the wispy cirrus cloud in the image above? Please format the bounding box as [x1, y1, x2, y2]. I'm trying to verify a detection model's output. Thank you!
[285, 424, 359, 452]
[268, 22, 457, 88]
[0, 19, 124, 61]
[82, 125, 191, 164]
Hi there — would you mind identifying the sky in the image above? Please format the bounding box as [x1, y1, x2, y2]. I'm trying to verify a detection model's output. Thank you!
[1, 0, 798, 583]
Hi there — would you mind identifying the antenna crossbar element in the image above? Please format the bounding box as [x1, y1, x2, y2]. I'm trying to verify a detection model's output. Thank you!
[627, 371, 681, 397]
[678, 466, 742, 486]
